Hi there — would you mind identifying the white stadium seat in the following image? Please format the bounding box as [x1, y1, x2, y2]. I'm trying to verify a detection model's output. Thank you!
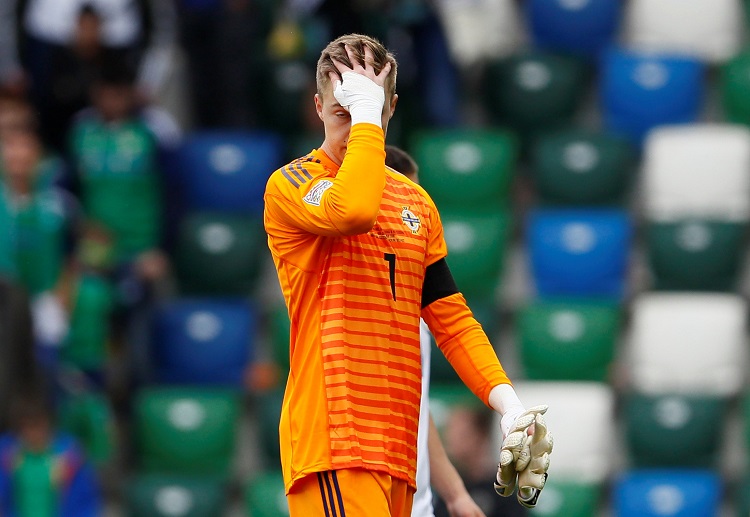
[642, 124, 750, 221]
[505, 381, 615, 483]
[626, 293, 747, 396]
[624, 0, 743, 63]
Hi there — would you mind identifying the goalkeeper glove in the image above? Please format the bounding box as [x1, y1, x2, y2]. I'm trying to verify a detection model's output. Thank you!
[495, 405, 553, 508]
[332, 71, 386, 127]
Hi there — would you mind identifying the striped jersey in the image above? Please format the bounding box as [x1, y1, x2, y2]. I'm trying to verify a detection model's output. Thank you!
[264, 124, 508, 493]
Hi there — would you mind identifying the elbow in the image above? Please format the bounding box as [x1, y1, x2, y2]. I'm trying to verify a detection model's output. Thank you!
[336, 207, 379, 236]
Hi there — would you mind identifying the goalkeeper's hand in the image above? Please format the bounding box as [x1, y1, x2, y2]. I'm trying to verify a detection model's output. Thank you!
[330, 44, 391, 127]
[494, 405, 553, 508]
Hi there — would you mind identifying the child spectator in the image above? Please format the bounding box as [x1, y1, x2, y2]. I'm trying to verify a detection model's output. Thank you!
[0, 127, 78, 370]
[0, 392, 101, 517]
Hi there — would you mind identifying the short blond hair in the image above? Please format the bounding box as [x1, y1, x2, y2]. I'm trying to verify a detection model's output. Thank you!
[316, 33, 398, 100]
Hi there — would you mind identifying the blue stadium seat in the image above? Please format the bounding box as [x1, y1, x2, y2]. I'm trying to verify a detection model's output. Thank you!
[176, 131, 283, 214]
[527, 0, 622, 58]
[613, 469, 721, 517]
[527, 208, 632, 299]
[600, 48, 705, 144]
[152, 298, 257, 386]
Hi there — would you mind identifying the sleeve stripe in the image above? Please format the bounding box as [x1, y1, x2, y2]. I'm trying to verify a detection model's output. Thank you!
[287, 164, 307, 184]
[294, 162, 313, 180]
[280, 167, 300, 188]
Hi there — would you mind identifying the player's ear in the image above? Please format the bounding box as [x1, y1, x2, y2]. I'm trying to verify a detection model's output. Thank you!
[314, 93, 324, 121]
[388, 93, 398, 119]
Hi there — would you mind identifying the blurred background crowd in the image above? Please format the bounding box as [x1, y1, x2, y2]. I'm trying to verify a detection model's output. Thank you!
[1, 0, 750, 515]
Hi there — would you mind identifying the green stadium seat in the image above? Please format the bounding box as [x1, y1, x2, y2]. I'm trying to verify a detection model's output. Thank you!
[531, 129, 636, 206]
[645, 220, 747, 291]
[133, 388, 241, 475]
[245, 470, 289, 517]
[624, 393, 727, 468]
[528, 479, 601, 517]
[257, 58, 317, 136]
[410, 128, 518, 210]
[58, 392, 117, 466]
[483, 50, 588, 142]
[720, 48, 750, 125]
[441, 208, 512, 303]
[126, 474, 227, 517]
[517, 299, 621, 382]
[736, 474, 750, 516]
[254, 388, 284, 469]
[174, 212, 266, 296]
[269, 305, 291, 372]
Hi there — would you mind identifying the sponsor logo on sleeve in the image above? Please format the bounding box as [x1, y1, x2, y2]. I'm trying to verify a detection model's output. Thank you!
[302, 180, 333, 206]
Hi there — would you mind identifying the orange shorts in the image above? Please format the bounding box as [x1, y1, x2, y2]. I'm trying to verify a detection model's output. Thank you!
[287, 468, 414, 517]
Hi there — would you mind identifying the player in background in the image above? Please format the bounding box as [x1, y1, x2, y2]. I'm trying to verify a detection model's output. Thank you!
[264, 33, 552, 517]
[385, 144, 485, 517]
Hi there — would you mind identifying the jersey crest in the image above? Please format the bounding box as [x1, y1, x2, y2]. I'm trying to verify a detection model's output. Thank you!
[401, 206, 420, 234]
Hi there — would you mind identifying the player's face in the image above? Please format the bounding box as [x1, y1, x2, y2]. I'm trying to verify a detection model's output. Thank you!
[315, 82, 398, 166]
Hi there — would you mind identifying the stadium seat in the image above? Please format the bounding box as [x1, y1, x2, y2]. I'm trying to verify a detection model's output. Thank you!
[600, 48, 704, 144]
[152, 298, 257, 387]
[510, 381, 615, 483]
[126, 474, 227, 517]
[257, 58, 316, 136]
[253, 388, 284, 469]
[517, 299, 621, 382]
[527, 0, 622, 58]
[269, 305, 291, 372]
[482, 50, 588, 140]
[642, 124, 750, 221]
[624, 393, 727, 468]
[721, 49, 750, 126]
[735, 474, 750, 516]
[526, 208, 632, 299]
[134, 387, 240, 475]
[528, 478, 600, 517]
[644, 219, 747, 291]
[410, 128, 518, 210]
[245, 470, 289, 517]
[174, 212, 266, 296]
[626, 293, 747, 396]
[612, 469, 721, 517]
[176, 130, 283, 214]
[530, 129, 636, 206]
[441, 208, 513, 302]
[624, 0, 743, 64]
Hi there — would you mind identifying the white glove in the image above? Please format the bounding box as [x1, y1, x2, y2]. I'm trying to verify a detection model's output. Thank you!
[31, 292, 69, 346]
[516, 411, 553, 508]
[495, 405, 552, 508]
[333, 71, 385, 127]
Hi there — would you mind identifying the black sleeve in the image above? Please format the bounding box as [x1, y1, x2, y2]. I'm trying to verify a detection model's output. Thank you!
[421, 257, 459, 308]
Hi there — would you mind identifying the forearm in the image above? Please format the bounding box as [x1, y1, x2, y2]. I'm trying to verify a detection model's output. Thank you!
[321, 124, 386, 234]
[422, 292, 510, 405]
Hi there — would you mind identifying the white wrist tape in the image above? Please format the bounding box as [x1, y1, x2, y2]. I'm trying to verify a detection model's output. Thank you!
[489, 383, 526, 438]
[333, 71, 385, 127]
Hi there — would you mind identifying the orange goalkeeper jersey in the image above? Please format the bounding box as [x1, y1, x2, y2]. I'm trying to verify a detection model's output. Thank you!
[264, 123, 509, 492]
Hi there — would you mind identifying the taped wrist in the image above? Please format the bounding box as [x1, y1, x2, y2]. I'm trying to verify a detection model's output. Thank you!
[333, 71, 385, 127]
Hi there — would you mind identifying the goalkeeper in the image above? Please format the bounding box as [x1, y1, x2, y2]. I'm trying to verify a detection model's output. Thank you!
[264, 32, 552, 517]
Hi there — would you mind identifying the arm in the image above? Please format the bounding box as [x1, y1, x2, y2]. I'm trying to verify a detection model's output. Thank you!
[137, 0, 177, 97]
[428, 415, 486, 517]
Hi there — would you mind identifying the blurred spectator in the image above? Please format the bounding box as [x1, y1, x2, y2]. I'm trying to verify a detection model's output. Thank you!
[0, 391, 101, 517]
[0, 126, 79, 372]
[0, 0, 177, 150]
[435, 405, 527, 517]
[177, 0, 274, 128]
[67, 58, 179, 387]
[0, 93, 36, 140]
[58, 222, 116, 388]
